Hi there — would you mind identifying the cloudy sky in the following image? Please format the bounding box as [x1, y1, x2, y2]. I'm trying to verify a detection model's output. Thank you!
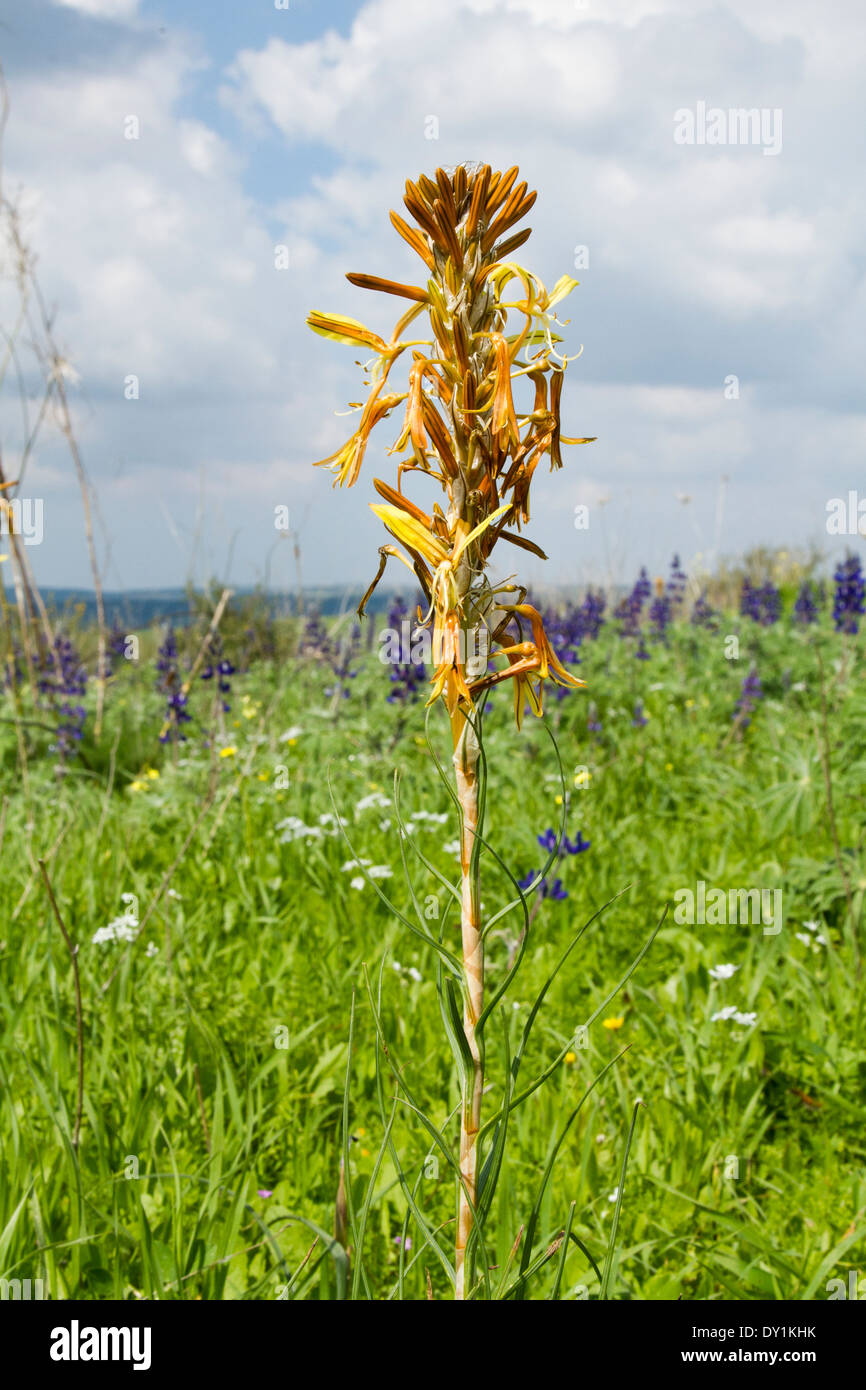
[2, 0, 864, 595]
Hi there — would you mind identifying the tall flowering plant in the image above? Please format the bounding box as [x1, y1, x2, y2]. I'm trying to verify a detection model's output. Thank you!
[308, 164, 646, 1300]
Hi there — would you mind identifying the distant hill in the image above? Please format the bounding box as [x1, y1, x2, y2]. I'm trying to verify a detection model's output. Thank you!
[38, 586, 402, 628]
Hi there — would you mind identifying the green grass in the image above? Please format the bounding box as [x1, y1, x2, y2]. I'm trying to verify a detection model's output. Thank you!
[1, 607, 865, 1300]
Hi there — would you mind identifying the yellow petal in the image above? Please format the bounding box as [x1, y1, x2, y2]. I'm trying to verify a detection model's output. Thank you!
[307, 311, 387, 353]
[545, 274, 580, 310]
[369, 504, 449, 567]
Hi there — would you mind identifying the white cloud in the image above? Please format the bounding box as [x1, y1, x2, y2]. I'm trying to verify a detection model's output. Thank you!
[52, 0, 139, 17]
[5, 0, 865, 589]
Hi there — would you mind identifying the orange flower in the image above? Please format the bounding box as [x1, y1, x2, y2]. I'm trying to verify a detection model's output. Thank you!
[307, 163, 594, 726]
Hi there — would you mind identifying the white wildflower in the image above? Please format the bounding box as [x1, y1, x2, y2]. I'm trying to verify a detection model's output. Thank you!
[711, 1005, 757, 1026]
[708, 963, 739, 981]
[92, 898, 139, 946]
[277, 816, 322, 842]
[355, 792, 391, 812]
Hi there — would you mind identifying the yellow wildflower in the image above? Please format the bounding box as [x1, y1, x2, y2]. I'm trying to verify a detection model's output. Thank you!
[309, 162, 594, 733]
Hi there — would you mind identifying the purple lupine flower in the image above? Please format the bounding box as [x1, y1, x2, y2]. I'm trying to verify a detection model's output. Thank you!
[578, 588, 606, 640]
[102, 619, 129, 679]
[325, 623, 360, 699]
[667, 554, 687, 610]
[649, 588, 672, 640]
[537, 827, 591, 856]
[757, 581, 781, 626]
[521, 824, 591, 900]
[518, 870, 568, 901]
[740, 579, 763, 623]
[793, 580, 819, 626]
[543, 878, 568, 900]
[832, 553, 865, 634]
[385, 595, 427, 703]
[691, 591, 716, 628]
[735, 668, 763, 728]
[298, 611, 332, 659]
[741, 578, 780, 626]
[562, 830, 591, 854]
[632, 699, 648, 727]
[37, 633, 88, 761]
[587, 701, 602, 733]
[616, 568, 651, 639]
[156, 625, 192, 743]
[201, 633, 235, 713]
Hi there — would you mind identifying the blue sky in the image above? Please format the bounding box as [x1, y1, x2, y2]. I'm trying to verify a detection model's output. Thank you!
[2, 0, 864, 595]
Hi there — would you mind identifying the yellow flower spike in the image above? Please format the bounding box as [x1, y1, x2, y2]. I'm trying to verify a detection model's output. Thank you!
[309, 163, 596, 1303]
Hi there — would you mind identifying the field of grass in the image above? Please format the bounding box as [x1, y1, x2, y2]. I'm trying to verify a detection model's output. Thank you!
[1, 591, 864, 1300]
